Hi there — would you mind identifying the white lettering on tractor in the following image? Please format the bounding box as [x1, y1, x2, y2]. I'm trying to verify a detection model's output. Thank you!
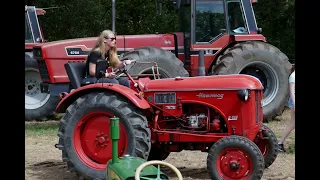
[165, 106, 176, 110]
[196, 93, 224, 99]
[228, 116, 238, 121]
[70, 51, 80, 55]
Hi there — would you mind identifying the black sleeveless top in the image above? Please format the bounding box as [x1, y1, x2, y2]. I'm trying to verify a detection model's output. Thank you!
[85, 50, 110, 77]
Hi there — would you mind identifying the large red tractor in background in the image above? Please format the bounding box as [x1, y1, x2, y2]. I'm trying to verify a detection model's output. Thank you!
[33, 0, 292, 121]
[25, 6, 59, 120]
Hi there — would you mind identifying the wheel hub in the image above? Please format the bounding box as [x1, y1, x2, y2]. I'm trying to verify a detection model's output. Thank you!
[25, 69, 51, 110]
[218, 150, 251, 179]
[230, 161, 240, 169]
[25, 79, 40, 96]
[74, 112, 128, 170]
[96, 133, 109, 147]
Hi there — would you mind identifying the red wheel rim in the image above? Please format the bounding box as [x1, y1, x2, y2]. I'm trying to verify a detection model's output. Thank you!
[73, 111, 128, 170]
[216, 148, 253, 180]
[257, 139, 269, 157]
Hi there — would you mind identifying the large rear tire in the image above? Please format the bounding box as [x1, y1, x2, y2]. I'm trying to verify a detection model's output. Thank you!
[56, 92, 151, 179]
[212, 41, 292, 121]
[121, 46, 189, 79]
[25, 52, 59, 121]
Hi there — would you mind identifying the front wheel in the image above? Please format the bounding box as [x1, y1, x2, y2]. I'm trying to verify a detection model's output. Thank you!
[207, 135, 265, 180]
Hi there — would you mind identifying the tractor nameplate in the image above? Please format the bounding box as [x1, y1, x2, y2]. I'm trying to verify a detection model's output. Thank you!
[154, 93, 176, 104]
[165, 106, 176, 109]
[196, 93, 224, 99]
[228, 116, 238, 121]
[65, 45, 91, 56]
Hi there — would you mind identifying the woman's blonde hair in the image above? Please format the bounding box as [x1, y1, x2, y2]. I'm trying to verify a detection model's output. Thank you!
[86, 30, 119, 67]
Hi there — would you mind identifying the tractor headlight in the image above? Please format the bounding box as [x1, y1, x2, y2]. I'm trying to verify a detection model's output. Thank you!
[237, 89, 249, 101]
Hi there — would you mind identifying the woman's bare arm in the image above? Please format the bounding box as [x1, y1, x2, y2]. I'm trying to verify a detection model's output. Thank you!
[89, 62, 96, 77]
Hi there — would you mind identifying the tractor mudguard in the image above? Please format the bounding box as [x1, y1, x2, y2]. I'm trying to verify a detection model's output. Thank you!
[56, 83, 150, 113]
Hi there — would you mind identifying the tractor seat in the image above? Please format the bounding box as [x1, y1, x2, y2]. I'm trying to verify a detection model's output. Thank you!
[64, 62, 86, 89]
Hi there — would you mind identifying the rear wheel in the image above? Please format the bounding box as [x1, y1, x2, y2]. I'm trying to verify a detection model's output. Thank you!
[121, 46, 189, 79]
[207, 135, 264, 180]
[56, 92, 151, 179]
[212, 41, 292, 121]
[25, 52, 59, 121]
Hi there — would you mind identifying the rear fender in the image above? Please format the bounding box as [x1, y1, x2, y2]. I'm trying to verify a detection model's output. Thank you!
[56, 83, 150, 113]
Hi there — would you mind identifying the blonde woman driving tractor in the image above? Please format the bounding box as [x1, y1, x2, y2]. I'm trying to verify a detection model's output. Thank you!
[82, 30, 135, 88]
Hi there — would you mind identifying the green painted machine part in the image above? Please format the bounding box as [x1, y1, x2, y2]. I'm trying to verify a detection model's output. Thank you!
[106, 117, 169, 180]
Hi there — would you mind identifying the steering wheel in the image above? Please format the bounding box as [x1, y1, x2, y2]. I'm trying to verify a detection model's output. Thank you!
[134, 160, 183, 180]
[113, 60, 137, 79]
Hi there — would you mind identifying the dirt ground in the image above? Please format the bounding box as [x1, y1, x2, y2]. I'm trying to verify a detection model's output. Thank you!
[25, 109, 295, 180]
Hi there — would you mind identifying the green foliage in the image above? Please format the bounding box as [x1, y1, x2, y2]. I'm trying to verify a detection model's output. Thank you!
[253, 0, 295, 59]
[27, 0, 294, 59]
[25, 122, 58, 136]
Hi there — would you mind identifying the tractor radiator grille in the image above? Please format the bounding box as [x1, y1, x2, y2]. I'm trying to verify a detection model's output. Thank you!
[37, 60, 50, 81]
[255, 91, 264, 123]
[255, 91, 260, 123]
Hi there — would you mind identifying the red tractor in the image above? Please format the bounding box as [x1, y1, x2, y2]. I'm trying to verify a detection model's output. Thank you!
[25, 6, 59, 120]
[34, 0, 292, 121]
[54, 60, 278, 179]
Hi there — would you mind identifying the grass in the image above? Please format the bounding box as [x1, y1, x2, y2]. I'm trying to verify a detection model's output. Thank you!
[25, 121, 59, 137]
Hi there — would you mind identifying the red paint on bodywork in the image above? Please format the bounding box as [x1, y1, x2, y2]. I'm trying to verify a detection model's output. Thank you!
[143, 74, 263, 91]
[36, 33, 185, 82]
[38, 33, 184, 59]
[140, 74, 263, 143]
[35, 32, 266, 81]
[56, 83, 150, 113]
[25, 43, 41, 50]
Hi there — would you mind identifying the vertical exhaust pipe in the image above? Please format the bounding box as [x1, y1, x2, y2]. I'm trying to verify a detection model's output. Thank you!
[198, 50, 205, 76]
[112, 0, 116, 32]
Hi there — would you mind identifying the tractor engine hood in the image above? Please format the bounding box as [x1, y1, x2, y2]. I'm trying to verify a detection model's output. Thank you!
[143, 74, 263, 92]
[33, 33, 184, 60]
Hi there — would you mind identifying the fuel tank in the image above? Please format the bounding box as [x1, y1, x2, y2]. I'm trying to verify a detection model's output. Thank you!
[143, 74, 263, 92]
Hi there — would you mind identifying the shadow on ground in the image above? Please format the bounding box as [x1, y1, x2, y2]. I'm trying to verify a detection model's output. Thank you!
[26, 160, 77, 180]
[157, 166, 210, 179]
[26, 160, 295, 180]
[26, 160, 210, 180]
